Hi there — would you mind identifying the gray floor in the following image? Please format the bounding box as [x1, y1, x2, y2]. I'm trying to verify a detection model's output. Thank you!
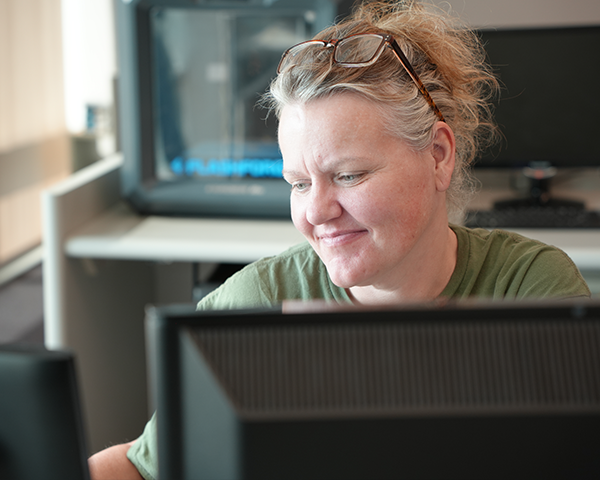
[0, 265, 44, 345]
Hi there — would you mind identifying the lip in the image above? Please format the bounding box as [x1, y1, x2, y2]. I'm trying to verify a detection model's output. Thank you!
[317, 229, 368, 247]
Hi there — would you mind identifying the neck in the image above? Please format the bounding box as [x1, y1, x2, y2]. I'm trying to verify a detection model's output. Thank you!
[348, 223, 457, 306]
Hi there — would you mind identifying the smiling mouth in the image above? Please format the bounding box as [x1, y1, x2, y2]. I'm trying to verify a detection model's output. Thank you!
[317, 230, 367, 247]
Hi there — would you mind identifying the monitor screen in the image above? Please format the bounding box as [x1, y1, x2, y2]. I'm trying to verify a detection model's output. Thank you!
[476, 25, 600, 169]
[116, 0, 336, 218]
[147, 300, 600, 480]
[0, 345, 90, 480]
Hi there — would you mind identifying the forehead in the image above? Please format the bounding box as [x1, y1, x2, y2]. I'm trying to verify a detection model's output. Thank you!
[277, 94, 395, 159]
[279, 93, 387, 130]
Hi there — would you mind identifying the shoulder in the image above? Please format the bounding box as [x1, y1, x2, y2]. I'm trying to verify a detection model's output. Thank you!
[455, 224, 549, 250]
[197, 242, 340, 310]
[454, 224, 571, 262]
[126, 414, 158, 480]
[250, 241, 326, 279]
[450, 225, 591, 299]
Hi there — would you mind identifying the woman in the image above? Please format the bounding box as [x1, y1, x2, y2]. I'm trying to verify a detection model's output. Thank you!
[90, 1, 590, 478]
[184, 0, 590, 308]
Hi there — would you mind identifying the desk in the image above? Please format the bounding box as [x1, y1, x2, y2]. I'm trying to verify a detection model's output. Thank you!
[42, 154, 600, 453]
[42, 155, 304, 453]
[64, 203, 304, 264]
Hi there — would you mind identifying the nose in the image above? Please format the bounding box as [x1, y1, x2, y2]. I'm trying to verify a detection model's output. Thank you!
[305, 184, 343, 226]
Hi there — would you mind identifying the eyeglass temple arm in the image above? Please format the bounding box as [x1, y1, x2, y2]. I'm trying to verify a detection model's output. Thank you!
[388, 42, 445, 122]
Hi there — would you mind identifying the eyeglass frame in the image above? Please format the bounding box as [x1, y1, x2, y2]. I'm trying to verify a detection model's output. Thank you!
[277, 33, 445, 122]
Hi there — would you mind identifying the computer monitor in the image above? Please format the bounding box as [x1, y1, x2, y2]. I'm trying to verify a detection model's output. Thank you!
[115, 0, 337, 218]
[476, 25, 600, 208]
[147, 300, 600, 480]
[0, 345, 90, 480]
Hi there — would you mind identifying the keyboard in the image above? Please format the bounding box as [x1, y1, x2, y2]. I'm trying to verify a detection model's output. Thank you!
[465, 207, 600, 229]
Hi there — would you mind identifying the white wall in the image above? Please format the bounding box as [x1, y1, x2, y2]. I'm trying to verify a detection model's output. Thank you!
[434, 0, 600, 28]
[61, 0, 116, 134]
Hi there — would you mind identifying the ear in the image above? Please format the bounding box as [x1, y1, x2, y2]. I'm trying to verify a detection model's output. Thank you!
[431, 122, 456, 192]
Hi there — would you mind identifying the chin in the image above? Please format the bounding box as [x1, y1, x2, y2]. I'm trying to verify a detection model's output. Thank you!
[326, 264, 370, 290]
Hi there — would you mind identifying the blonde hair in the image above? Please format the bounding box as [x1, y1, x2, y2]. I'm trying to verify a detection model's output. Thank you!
[263, 0, 500, 222]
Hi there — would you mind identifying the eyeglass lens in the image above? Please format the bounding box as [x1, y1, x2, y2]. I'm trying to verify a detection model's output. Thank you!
[335, 35, 384, 64]
[277, 34, 445, 121]
[279, 41, 327, 73]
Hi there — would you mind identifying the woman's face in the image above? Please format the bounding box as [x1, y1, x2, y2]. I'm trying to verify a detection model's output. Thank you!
[279, 93, 454, 295]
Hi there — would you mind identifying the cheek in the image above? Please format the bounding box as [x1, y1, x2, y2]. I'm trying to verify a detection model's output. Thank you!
[348, 176, 431, 229]
[290, 196, 309, 234]
[343, 193, 381, 224]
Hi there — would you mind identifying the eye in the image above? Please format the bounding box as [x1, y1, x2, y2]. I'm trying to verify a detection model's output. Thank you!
[291, 181, 310, 192]
[336, 173, 365, 185]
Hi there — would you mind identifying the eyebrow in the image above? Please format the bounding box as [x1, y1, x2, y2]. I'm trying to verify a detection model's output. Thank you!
[282, 157, 372, 179]
[281, 169, 305, 179]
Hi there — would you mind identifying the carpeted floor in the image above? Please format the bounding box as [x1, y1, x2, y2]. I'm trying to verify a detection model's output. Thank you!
[0, 265, 44, 345]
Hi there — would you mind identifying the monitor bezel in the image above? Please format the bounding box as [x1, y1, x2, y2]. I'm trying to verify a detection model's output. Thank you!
[0, 345, 91, 480]
[114, 0, 336, 219]
[147, 300, 600, 480]
[475, 24, 600, 170]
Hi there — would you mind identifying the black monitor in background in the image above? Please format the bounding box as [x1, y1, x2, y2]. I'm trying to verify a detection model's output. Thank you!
[476, 25, 600, 209]
[147, 300, 600, 480]
[0, 345, 90, 480]
[114, 0, 337, 219]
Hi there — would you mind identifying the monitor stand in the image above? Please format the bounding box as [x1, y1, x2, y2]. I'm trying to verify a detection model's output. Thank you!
[493, 162, 585, 210]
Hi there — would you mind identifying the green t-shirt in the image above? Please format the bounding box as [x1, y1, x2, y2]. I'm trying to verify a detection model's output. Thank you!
[127, 225, 590, 479]
[198, 224, 590, 309]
